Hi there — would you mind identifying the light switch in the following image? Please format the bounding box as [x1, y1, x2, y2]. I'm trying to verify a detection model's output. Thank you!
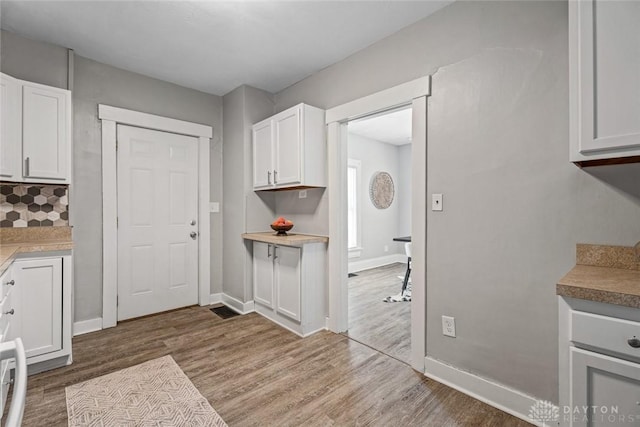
[210, 202, 220, 213]
[432, 194, 443, 211]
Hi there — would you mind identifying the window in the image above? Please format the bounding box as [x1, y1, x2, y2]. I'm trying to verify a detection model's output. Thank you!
[347, 159, 361, 257]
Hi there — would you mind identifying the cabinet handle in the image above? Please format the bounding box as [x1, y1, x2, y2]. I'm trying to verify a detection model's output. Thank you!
[24, 157, 30, 177]
[267, 171, 271, 185]
[273, 246, 278, 259]
[267, 244, 271, 258]
[2, 378, 13, 387]
[628, 337, 640, 348]
[273, 170, 278, 184]
[5, 280, 14, 286]
[4, 309, 14, 315]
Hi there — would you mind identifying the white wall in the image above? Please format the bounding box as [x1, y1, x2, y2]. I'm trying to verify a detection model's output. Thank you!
[347, 133, 405, 263]
[397, 144, 412, 237]
[273, 1, 640, 403]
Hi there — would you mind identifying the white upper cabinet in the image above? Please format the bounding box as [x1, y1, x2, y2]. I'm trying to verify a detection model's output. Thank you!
[570, 0, 640, 165]
[0, 73, 21, 180]
[251, 103, 326, 190]
[0, 73, 71, 183]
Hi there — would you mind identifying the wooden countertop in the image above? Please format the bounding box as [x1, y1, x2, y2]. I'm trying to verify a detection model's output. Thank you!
[242, 232, 328, 247]
[557, 243, 640, 308]
[0, 227, 74, 276]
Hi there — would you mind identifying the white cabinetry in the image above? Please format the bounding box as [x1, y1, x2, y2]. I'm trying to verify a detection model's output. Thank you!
[8, 253, 73, 374]
[252, 103, 326, 190]
[0, 73, 71, 183]
[0, 73, 21, 181]
[569, 0, 640, 165]
[559, 298, 640, 426]
[0, 267, 16, 414]
[252, 241, 325, 336]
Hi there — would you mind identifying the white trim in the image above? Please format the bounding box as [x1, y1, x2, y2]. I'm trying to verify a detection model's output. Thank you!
[99, 104, 213, 329]
[424, 357, 549, 427]
[209, 293, 223, 305]
[326, 76, 431, 124]
[221, 294, 255, 315]
[347, 248, 362, 259]
[101, 120, 117, 328]
[325, 77, 430, 372]
[347, 158, 362, 252]
[348, 253, 406, 274]
[73, 318, 103, 336]
[98, 105, 212, 138]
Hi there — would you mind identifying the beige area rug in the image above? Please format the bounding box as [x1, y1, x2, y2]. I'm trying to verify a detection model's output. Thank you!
[65, 355, 227, 427]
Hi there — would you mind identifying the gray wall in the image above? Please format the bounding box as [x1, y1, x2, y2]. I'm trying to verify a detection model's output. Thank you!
[347, 133, 404, 261]
[397, 144, 412, 237]
[274, 1, 640, 403]
[0, 29, 68, 89]
[1, 31, 224, 322]
[222, 85, 275, 302]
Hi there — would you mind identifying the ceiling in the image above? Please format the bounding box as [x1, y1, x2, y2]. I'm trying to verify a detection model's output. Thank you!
[348, 107, 412, 146]
[0, 1, 452, 96]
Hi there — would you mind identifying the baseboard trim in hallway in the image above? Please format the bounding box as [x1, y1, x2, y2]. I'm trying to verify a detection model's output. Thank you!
[424, 356, 552, 427]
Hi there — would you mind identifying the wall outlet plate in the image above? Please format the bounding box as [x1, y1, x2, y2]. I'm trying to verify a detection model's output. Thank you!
[442, 315, 456, 337]
[299, 190, 307, 199]
[432, 193, 443, 211]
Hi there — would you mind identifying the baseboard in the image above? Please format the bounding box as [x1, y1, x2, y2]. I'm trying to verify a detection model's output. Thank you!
[348, 253, 406, 273]
[73, 317, 103, 336]
[424, 357, 555, 427]
[221, 293, 255, 315]
[209, 293, 222, 305]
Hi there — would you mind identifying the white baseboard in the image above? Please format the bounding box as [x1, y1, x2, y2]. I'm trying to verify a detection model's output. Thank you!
[209, 293, 222, 305]
[424, 357, 554, 427]
[221, 293, 255, 315]
[73, 317, 103, 336]
[349, 253, 406, 273]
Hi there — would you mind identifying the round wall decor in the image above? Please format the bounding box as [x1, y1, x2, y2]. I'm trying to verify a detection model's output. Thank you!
[369, 171, 394, 209]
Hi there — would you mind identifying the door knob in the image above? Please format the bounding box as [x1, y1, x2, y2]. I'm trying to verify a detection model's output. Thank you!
[628, 337, 640, 348]
[5, 280, 14, 286]
[190, 231, 198, 240]
[190, 220, 196, 226]
[4, 309, 14, 315]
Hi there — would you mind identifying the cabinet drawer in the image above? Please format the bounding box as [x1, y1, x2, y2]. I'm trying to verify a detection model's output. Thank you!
[572, 311, 640, 360]
[0, 291, 13, 342]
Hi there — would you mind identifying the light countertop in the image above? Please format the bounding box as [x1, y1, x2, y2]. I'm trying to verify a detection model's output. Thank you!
[557, 243, 640, 308]
[242, 232, 328, 247]
[0, 227, 74, 276]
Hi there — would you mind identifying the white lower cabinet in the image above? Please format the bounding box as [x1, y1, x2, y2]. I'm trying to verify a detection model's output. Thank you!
[9, 253, 73, 374]
[253, 241, 325, 336]
[0, 267, 15, 414]
[570, 347, 640, 427]
[559, 298, 640, 427]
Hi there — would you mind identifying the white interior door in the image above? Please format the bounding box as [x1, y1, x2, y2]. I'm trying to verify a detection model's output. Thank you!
[117, 125, 198, 321]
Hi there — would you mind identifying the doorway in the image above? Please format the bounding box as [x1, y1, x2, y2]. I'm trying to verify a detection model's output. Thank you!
[99, 105, 212, 329]
[324, 76, 429, 371]
[116, 125, 199, 320]
[345, 106, 413, 363]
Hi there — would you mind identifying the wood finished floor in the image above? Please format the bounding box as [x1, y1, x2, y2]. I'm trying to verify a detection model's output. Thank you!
[346, 263, 411, 364]
[15, 306, 531, 426]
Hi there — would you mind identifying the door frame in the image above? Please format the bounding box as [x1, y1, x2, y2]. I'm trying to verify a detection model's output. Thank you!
[99, 105, 212, 328]
[325, 76, 430, 371]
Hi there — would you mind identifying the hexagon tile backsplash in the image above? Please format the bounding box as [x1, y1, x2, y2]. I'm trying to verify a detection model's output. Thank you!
[0, 183, 69, 227]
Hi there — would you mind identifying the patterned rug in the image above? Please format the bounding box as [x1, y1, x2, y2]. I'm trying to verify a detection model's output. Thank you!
[66, 355, 227, 427]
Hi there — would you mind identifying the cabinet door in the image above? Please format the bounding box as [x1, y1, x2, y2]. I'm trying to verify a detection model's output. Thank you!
[12, 257, 63, 359]
[252, 120, 274, 189]
[22, 83, 70, 181]
[572, 0, 640, 157]
[570, 347, 640, 427]
[0, 73, 21, 180]
[253, 242, 274, 308]
[275, 245, 301, 321]
[273, 107, 302, 187]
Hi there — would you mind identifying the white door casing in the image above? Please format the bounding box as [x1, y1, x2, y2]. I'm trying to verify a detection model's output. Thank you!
[99, 105, 212, 329]
[325, 76, 430, 372]
[116, 125, 199, 321]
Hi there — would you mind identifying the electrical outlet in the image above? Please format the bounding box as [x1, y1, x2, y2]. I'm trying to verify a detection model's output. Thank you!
[442, 316, 456, 337]
[432, 193, 443, 211]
